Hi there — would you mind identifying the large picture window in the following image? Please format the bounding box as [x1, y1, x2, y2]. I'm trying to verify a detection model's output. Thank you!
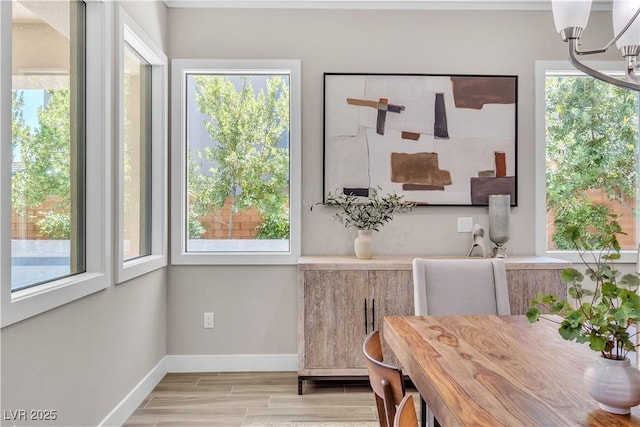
[171, 60, 301, 264]
[10, 0, 85, 291]
[2, 0, 109, 326]
[535, 61, 640, 262]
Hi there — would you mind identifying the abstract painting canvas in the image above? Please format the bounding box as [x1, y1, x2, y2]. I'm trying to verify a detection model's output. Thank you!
[323, 73, 518, 206]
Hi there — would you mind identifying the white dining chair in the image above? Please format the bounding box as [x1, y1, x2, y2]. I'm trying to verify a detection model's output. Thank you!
[412, 258, 511, 317]
[411, 257, 511, 427]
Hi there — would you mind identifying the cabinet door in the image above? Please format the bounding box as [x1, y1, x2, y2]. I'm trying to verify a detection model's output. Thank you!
[506, 269, 567, 315]
[369, 270, 414, 366]
[303, 270, 370, 369]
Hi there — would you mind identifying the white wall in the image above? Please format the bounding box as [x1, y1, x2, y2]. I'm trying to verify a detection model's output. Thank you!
[168, 266, 297, 355]
[1, 269, 167, 426]
[166, 7, 621, 356]
[1, 2, 168, 426]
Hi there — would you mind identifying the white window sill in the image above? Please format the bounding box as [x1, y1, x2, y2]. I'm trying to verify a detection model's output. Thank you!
[544, 250, 639, 267]
[117, 254, 167, 284]
[2, 272, 108, 327]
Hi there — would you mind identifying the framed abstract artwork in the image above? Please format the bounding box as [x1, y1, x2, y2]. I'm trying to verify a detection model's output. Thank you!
[323, 73, 518, 206]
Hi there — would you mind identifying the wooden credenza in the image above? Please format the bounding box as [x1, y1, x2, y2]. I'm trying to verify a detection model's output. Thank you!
[296, 255, 570, 394]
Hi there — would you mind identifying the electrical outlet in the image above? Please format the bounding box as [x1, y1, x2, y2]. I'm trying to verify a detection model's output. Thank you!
[457, 217, 473, 233]
[203, 312, 214, 329]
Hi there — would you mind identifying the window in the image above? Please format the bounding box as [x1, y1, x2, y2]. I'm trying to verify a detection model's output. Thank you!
[535, 61, 640, 262]
[1, 0, 109, 326]
[171, 59, 301, 264]
[115, 8, 167, 283]
[123, 44, 151, 261]
[10, 0, 85, 292]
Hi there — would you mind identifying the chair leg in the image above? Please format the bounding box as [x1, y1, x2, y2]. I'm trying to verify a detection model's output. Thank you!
[420, 397, 442, 427]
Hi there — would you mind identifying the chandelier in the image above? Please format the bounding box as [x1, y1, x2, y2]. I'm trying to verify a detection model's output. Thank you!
[552, 0, 640, 91]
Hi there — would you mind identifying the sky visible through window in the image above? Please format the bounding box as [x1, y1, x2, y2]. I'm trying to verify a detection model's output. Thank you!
[12, 89, 45, 161]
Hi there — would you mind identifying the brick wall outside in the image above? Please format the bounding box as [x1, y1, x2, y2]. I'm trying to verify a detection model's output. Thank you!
[195, 195, 264, 239]
[15, 191, 635, 245]
[11, 195, 64, 240]
[13, 195, 267, 241]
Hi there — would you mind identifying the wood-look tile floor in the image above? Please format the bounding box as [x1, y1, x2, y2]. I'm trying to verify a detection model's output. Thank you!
[123, 371, 420, 427]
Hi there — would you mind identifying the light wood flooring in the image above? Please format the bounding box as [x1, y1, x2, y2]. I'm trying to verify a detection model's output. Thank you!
[123, 371, 420, 427]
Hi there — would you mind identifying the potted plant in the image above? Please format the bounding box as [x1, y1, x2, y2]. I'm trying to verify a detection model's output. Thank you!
[311, 187, 414, 259]
[526, 215, 640, 414]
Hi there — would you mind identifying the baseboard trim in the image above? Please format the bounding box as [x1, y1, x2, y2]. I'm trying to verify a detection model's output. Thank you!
[166, 353, 297, 372]
[99, 353, 297, 426]
[98, 356, 167, 427]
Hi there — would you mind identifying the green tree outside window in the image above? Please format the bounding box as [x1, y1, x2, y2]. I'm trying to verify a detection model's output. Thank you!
[546, 76, 638, 249]
[12, 89, 72, 239]
[188, 75, 290, 240]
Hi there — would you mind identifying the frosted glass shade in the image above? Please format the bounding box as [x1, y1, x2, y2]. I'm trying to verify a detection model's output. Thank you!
[552, 0, 592, 32]
[613, 0, 640, 48]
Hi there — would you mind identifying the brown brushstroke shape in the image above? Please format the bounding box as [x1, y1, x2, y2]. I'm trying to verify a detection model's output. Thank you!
[403, 184, 445, 191]
[346, 98, 379, 109]
[470, 176, 516, 205]
[450, 77, 516, 109]
[401, 131, 420, 141]
[346, 97, 405, 136]
[346, 98, 405, 112]
[495, 151, 507, 177]
[390, 152, 452, 186]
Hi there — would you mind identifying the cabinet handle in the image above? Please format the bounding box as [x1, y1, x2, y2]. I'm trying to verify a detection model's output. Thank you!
[364, 298, 368, 335]
[371, 298, 375, 332]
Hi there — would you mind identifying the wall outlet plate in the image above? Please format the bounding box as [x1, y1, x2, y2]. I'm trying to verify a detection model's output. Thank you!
[457, 217, 473, 233]
[203, 312, 214, 329]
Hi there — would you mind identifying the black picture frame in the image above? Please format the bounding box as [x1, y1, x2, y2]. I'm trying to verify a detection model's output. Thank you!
[323, 73, 518, 206]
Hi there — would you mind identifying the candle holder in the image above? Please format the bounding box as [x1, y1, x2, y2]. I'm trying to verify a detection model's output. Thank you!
[488, 194, 510, 258]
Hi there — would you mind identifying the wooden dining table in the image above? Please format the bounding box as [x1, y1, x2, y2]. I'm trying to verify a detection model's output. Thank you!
[383, 314, 640, 427]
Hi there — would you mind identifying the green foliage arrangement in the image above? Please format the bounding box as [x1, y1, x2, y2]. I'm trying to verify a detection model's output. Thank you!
[313, 187, 414, 231]
[527, 216, 640, 360]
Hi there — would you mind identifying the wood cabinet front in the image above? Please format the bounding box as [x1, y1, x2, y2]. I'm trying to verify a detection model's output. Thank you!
[297, 256, 569, 394]
[303, 270, 369, 370]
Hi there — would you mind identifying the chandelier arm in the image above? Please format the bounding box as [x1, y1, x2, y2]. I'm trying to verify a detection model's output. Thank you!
[626, 67, 640, 85]
[569, 40, 640, 91]
[575, 7, 640, 55]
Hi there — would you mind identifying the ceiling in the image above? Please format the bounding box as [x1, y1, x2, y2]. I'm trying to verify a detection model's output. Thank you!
[162, 0, 613, 10]
[13, 1, 69, 38]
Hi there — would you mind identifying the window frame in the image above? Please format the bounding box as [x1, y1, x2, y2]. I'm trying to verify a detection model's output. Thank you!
[534, 60, 640, 264]
[170, 59, 301, 265]
[115, 7, 167, 283]
[1, 0, 110, 327]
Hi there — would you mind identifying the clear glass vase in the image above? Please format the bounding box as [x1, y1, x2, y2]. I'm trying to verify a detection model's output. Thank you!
[488, 194, 510, 258]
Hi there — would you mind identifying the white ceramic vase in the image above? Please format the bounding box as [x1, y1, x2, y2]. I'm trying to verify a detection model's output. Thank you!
[583, 356, 640, 414]
[354, 229, 373, 260]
